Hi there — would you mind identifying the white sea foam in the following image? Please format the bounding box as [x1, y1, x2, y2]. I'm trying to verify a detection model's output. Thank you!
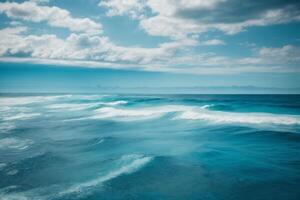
[47, 101, 126, 112]
[90, 104, 300, 125]
[92, 105, 189, 121]
[0, 193, 29, 200]
[47, 103, 99, 111]
[0, 122, 16, 133]
[0, 95, 71, 106]
[0, 106, 11, 112]
[0, 138, 34, 150]
[62, 154, 152, 195]
[99, 100, 127, 106]
[7, 169, 18, 176]
[174, 109, 300, 125]
[96, 139, 104, 144]
[200, 104, 213, 109]
[2, 113, 41, 121]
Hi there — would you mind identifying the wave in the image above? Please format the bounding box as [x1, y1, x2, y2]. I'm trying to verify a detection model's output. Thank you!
[0, 122, 16, 133]
[0, 186, 38, 200]
[2, 113, 41, 121]
[91, 105, 190, 121]
[99, 100, 127, 106]
[69, 94, 109, 100]
[0, 95, 72, 106]
[0, 137, 34, 150]
[90, 104, 300, 125]
[91, 107, 174, 121]
[46, 101, 127, 112]
[62, 154, 152, 196]
[47, 103, 99, 111]
[0, 192, 29, 200]
[174, 109, 300, 125]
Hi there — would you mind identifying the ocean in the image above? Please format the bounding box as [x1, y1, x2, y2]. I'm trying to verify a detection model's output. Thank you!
[0, 94, 299, 200]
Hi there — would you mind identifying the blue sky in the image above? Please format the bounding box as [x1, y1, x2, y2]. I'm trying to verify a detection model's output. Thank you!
[0, 0, 300, 93]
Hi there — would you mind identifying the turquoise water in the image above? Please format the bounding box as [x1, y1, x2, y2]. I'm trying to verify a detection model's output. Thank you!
[0, 94, 300, 200]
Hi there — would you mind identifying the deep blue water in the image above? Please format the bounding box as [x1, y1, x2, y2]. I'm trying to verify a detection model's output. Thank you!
[0, 94, 300, 200]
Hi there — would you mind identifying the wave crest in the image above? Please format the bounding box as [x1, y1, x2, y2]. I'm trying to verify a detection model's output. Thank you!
[62, 154, 152, 195]
[90, 105, 300, 125]
[175, 109, 300, 125]
[92, 105, 189, 121]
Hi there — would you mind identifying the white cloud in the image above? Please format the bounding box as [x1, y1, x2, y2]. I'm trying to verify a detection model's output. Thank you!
[201, 39, 226, 46]
[99, 0, 146, 19]
[0, 1, 299, 75]
[99, 0, 300, 39]
[1, 26, 299, 74]
[0, 1, 102, 35]
[0, 26, 197, 65]
[257, 45, 300, 65]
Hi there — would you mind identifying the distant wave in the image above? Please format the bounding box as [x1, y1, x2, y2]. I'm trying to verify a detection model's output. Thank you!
[99, 100, 127, 106]
[2, 113, 41, 121]
[174, 109, 300, 125]
[0, 95, 72, 106]
[90, 104, 300, 125]
[62, 154, 152, 196]
[47, 103, 99, 111]
[0, 137, 34, 150]
[47, 101, 127, 111]
[88, 105, 202, 121]
[70, 94, 109, 100]
[0, 94, 109, 107]
[91, 105, 190, 121]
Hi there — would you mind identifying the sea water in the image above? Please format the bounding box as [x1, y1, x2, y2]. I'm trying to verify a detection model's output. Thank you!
[0, 94, 300, 200]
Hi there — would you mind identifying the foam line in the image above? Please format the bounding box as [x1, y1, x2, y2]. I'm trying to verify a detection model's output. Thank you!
[62, 154, 152, 195]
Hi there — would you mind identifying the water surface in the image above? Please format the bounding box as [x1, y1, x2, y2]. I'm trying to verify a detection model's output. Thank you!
[0, 94, 300, 200]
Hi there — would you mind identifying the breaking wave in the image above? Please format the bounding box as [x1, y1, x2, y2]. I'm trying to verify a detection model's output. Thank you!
[47, 103, 99, 111]
[0, 95, 72, 106]
[175, 109, 300, 125]
[90, 105, 300, 125]
[62, 154, 153, 196]
[91, 105, 188, 121]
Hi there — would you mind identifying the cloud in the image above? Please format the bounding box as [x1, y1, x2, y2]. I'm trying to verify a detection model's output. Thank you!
[0, 1, 299, 75]
[99, 0, 300, 38]
[258, 45, 300, 62]
[0, 26, 299, 74]
[99, 0, 147, 19]
[0, 1, 102, 35]
[201, 39, 225, 46]
[0, 26, 197, 65]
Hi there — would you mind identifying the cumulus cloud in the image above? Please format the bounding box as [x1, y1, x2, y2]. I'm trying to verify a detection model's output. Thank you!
[99, 0, 147, 19]
[99, 0, 300, 38]
[0, 26, 197, 65]
[1, 26, 299, 74]
[0, 1, 299, 75]
[201, 39, 226, 46]
[0, 1, 102, 35]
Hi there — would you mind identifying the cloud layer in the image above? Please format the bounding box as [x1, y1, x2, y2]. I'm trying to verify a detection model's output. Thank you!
[0, 0, 299, 74]
[0, 1, 102, 34]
